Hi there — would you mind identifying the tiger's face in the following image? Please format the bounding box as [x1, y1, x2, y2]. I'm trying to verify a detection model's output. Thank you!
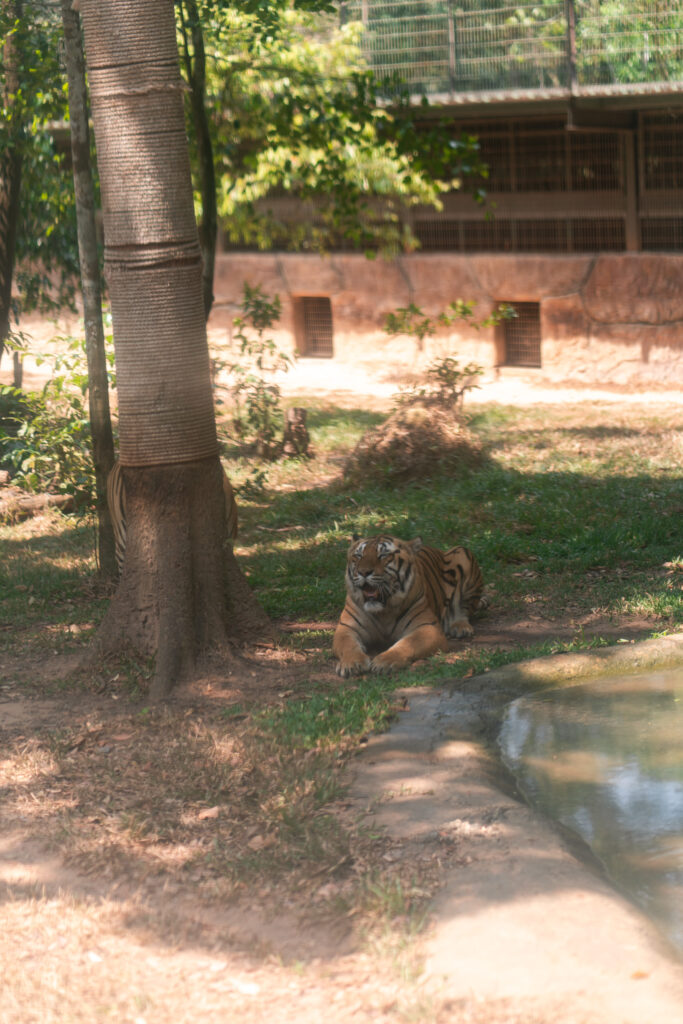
[346, 535, 422, 612]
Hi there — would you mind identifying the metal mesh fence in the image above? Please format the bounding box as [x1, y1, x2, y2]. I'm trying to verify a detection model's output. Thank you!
[473, 121, 624, 192]
[412, 118, 630, 252]
[346, 0, 683, 95]
[641, 218, 683, 248]
[641, 111, 683, 189]
[639, 110, 683, 250]
[221, 114, 682, 256]
[576, 0, 683, 86]
[570, 218, 626, 250]
[415, 216, 626, 252]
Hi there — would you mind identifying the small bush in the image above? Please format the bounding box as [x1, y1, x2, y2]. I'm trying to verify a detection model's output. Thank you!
[342, 301, 505, 483]
[0, 383, 92, 499]
[228, 284, 293, 460]
[394, 356, 484, 413]
[0, 332, 115, 503]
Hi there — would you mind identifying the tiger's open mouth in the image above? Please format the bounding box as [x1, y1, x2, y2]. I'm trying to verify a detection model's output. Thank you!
[361, 584, 383, 602]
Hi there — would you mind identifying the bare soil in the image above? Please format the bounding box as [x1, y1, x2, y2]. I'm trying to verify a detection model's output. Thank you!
[2, 353, 683, 1022]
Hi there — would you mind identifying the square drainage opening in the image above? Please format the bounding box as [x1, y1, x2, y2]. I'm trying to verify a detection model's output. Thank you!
[295, 296, 334, 357]
[500, 302, 542, 367]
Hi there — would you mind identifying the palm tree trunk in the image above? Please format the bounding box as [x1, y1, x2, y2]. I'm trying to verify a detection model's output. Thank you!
[79, 0, 271, 698]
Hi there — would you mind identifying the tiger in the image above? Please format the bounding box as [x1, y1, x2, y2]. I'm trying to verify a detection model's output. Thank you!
[332, 534, 488, 677]
[106, 460, 239, 576]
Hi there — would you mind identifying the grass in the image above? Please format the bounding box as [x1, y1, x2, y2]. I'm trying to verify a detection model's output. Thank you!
[229, 402, 682, 632]
[256, 678, 404, 750]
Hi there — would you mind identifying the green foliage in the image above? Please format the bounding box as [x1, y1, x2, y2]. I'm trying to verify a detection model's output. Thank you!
[348, 0, 683, 94]
[0, 332, 115, 501]
[383, 303, 435, 348]
[384, 299, 515, 346]
[576, 0, 683, 85]
[383, 300, 516, 409]
[1, 5, 79, 320]
[1, 326, 29, 363]
[402, 356, 484, 411]
[0, 381, 92, 499]
[183, 1, 485, 254]
[238, 465, 270, 500]
[229, 284, 292, 459]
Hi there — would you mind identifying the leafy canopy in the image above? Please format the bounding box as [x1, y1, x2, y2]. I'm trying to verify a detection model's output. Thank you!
[181, 0, 485, 254]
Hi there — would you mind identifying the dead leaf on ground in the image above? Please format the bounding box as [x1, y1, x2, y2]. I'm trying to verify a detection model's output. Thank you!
[198, 806, 221, 820]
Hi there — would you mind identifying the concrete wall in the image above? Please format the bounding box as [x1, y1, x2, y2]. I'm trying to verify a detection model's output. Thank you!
[208, 252, 683, 386]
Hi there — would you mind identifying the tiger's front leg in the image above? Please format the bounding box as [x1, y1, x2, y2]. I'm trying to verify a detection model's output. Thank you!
[370, 624, 447, 674]
[444, 594, 490, 639]
[333, 623, 372, 678]
[448, 616, 474, 639]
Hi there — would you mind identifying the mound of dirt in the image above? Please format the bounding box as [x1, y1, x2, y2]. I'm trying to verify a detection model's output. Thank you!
[343, 400, 485, 483]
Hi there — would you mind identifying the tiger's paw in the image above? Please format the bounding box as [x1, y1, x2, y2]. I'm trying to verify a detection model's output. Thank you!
[336, 655, 372, 678]
[450, 619, 474, 639]
[369, 651, 409, 674]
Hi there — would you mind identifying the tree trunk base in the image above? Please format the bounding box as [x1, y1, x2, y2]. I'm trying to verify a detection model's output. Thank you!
[282, 406, 311, 457]
[93, 458, 274, 699]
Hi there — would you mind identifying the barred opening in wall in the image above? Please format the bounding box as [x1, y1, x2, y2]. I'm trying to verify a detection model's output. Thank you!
[298, 297, 334, 357]
[501, 302, 542, 368]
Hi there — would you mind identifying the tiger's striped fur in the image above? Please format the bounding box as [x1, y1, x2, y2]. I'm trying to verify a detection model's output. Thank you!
[106, 461, 239, 576]
[333, 534, 488, 677]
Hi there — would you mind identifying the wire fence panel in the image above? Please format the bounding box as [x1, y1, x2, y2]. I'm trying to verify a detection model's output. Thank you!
[408, 112, 680, 253]
[576, 0, 683, 86]
[345, 0, 683, 94]
[450, 2, 568, 91]
[221, 111, 683, 255]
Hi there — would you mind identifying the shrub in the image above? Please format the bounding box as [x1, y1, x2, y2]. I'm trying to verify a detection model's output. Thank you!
[228, 284, 293, 460]
[0, 332, 115, 504]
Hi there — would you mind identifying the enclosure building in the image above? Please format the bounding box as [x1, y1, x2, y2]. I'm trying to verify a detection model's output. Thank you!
[210, 0, 683, 385]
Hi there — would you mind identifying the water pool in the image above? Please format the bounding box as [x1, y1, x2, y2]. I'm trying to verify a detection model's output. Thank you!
[498, 667, 683, 954]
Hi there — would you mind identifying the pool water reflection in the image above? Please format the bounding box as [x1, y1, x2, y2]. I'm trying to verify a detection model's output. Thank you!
[498, 667, 683, 955]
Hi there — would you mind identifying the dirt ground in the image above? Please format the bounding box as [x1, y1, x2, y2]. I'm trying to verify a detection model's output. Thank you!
[3, 344, 683, 1022]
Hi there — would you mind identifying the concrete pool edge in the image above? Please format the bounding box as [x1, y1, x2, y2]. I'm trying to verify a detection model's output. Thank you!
[463, 631, 683, 691]
[348, 633, 683, 1021]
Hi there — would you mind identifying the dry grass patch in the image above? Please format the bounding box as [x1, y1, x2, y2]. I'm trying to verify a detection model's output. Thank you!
[1, 698, 446, 952]
[343, 400, 484, 484]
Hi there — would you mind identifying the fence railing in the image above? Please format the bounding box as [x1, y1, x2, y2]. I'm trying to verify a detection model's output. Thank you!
[342, 0, 683, 96]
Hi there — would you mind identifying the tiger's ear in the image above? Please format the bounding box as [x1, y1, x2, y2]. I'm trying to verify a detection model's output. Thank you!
[408, 536, 423, 553]
[352, 533, 360, 541]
